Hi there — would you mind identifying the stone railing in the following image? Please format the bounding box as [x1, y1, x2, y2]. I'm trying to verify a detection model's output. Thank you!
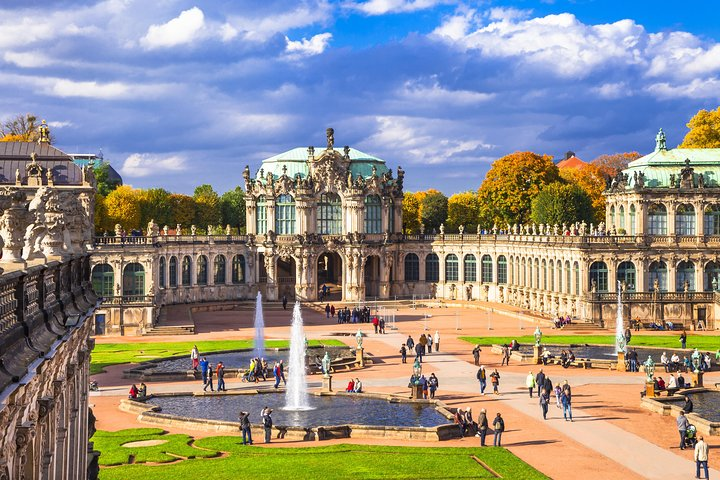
[100, 295, 155, 306]
[590, 291, 715, 303]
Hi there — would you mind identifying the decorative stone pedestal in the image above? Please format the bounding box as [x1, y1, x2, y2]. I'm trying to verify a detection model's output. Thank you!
[616, 352, 626, 372]
[691, 371, 704, 387]
[356, 348, 365, 367]
[645, 381, 655, 398]
[532, 345, 543, 365]
[410, 384, 423, 400]
[322, 375, 333, 392]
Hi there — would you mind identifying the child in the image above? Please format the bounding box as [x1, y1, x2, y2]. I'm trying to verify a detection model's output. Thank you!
[554, 384, 562, 408]
[400, 344, 407, 363]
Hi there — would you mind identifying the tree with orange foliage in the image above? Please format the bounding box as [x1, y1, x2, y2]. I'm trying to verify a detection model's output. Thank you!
[559, 163, 607, 223]
[591, 152, 641, 179]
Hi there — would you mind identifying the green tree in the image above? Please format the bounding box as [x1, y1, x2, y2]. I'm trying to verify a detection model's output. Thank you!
[138, 188, 172, 228]
[219, 187, 246, 233]
[420, 190, 448, 233]
[168, 194, 196, 229]
[530, 182, 593, 226]
[94, 193, 112, 234]
[402, 192, 421, 234]
[94, 163, 122, 196]
[559, 163, 607, 223]
[679, 107, 720, 148]
[446, 191, 480, 233]
[477, 151, 559, 226]
[193, 184, 221, 227]
[104, 185, 142, 231]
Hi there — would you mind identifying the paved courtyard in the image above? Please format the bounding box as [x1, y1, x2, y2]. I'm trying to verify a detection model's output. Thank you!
[92, 301, 720, 479]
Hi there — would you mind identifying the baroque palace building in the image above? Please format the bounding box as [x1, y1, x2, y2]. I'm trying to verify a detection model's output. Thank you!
[0, 124, 100, 479]
[92, 128, 720, 335]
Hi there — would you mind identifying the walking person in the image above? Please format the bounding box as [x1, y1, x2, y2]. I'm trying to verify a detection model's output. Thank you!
[472, 345, 482, 366]
[476, 408, 488, 446]
[477, 366, 487, 395]
[325, 303, 330, 318]
[261, 407, 273, 443]
[203, 363, 215, 391]
[282, 295, 287, 310]
[400, 344, 407, 363]
[406, 335, 415, 351]
[278, 359, 286, 385]
[428, 373, 439, 399]
[678, 411, 690, 450]
[434, 330, 440, 352]
[526, 371, 536, 398]
[490, 369, 500, 395]
[427, 334, 433, 353]
[216, 362, 226, 392]
[501, 345, 510, 366]
[492, 413, 504, 446]
[694, 435, 709, 479]
[199, 356, 209, 385]
[535, 369, 545, 398]
[191, 345, 199, 371]
[239, 411, 253, 445]
[415, 343, 424, 363]
[561, 381, 573, 421]
[539, 388, 550, 420]
[680, 330, 687, 349]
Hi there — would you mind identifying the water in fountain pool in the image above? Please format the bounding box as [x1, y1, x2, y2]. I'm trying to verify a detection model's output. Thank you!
[146, 393, 448, 428]
[685, 391, 720, 423]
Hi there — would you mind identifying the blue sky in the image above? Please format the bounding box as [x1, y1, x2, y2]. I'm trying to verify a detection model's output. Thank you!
[1, 0, 719, 195]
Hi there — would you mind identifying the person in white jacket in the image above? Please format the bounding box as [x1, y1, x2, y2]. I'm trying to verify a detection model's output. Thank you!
[434, 331, 440, 352]
[694, 435, 709, 479]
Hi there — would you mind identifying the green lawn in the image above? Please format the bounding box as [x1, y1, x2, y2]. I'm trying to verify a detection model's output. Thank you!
[95, 429, 548, 480]
[91, 339, 346, 375]
[460, 335, 720, 350]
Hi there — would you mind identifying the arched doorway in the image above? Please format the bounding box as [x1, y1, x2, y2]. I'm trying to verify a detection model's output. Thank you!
[364, 255, 380, 298]
[277, 256, 297, 299]
[317, 252, 342, 300]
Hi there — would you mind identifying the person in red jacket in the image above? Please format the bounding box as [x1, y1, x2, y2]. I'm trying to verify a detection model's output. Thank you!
[128, 384, 138, 399]
[346, 379, 355, 392]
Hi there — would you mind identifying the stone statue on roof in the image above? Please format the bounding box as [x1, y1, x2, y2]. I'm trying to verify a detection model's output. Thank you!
[655, 128, 666, 151]
[326, 127, 334, 150]
[38, 119, 50, 144]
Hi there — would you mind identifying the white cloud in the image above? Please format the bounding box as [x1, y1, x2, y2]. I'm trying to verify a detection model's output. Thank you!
[225, 1, 332, 42]
[345, 0, 453, 15]
[363, 116, 492, 165]
[47, 121, 73, 128]
[646, 78, 720, 101]
[140, 7, 205, 49]
[120, 153, 188, 177]
[3, 50, 55, 68]
[592, 82, 631, 99]
[285, 33, 332, 58]
[398, 78, 494, 105]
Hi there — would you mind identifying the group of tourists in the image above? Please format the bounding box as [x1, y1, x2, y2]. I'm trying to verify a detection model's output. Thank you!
[552, 314, 573, 329]
[400, 331, 440, 363]
[128, 382, 147, 399]
[345, 378, 363, 393]
[527, 371, 573, 422]
[330, 304, 374, 324]
[238, 406, 275, 445]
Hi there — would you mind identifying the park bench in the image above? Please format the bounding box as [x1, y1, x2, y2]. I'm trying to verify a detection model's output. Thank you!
[570, 359, 591, 369]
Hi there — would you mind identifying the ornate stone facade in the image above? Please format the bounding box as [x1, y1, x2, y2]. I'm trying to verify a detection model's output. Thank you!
[92, 129, 720, 335]
[0, 137, 99, 479]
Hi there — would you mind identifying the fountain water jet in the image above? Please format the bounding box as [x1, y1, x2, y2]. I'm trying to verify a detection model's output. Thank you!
[284, 302, 312, 411]
[253, 292, 265, 358]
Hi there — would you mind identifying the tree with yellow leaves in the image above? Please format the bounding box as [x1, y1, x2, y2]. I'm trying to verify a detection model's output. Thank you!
[0, 113, 41, 142]
[679, 107, 720, 148]
[402, 192, 421, 234]
[559, 163, 607, 223]
[168, 194, 196, 229]
[104, 185, 142, 231]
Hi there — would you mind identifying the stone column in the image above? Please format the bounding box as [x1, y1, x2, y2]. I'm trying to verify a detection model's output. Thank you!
[637, 258, 647, 293]
[266, 198, 276, 235]
[667, 201, 676, 236]
[245, 197, 256, 235]
[668, 261, 677, 292]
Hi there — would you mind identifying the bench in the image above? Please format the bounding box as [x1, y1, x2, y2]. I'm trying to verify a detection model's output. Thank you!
[570, 360, 591, 369]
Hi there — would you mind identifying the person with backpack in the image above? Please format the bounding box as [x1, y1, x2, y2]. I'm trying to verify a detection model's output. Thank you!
[490, 369, 501, 395]
[539, 388, 550, 420]
[493, 413, 505, 446]
[428, 373, 439, 399]
[203, 363, 214, 392]
[261, 407, 273, 443]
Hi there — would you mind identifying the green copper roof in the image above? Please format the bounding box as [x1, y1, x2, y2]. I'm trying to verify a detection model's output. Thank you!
[257, 147, 390, 180]
[624, 147, 720, 188]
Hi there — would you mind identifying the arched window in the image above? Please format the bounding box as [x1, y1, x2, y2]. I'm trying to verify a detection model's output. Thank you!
[182, 256, 191, 286]
[91, 264, 114, 297]
[425, 253, 439, 282]
[214, 255, 226, 284]
[122, 263, 145, 297]
[404, 253, 419, 281]
[507, 256, 513, 284]
[609, 205, 616, 228]
[573, 261, 579, 295]
[648, 203, 667, 235]
[521, 258, 526, 286]
[256, 195, 267, 234]
[704, 205, 720, 235]
[676, 261, 695, 292]
[445, 254, 459, 282]
[275, 194, 296, 234]
[629, 205, 636, 235]
[675, 204, 695, 235]
[159, 257, 166, 288]
[617, 261, 636, 292]
[364, 195, 382, 234]
[388, 202, 395, 233]
[464, 254, 477, 282]
[566, 261, 571, 294]
[534, 259, 539, 289]
[648, 261, 667, 292]
[618, 205, 625, 231]
[497, 255, 507, 284]
[317, 193, 342, 234]
[169, 256, 178, 287]
[557, 260, 562, 292]
[704, 261, 720, 291]
[589, 261, 608, 292]
[549, 260, 554, 291]
[197, 255, 208, 285]
[542, 259, 547, 290]
[232, 255, 245, 284]
[481, 255, 492, 283]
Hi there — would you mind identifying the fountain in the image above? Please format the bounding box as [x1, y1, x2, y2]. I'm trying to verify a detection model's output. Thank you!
[615, 281, 627, 372]
[253, 292, 264, 358]
[284, 302, 312, 411]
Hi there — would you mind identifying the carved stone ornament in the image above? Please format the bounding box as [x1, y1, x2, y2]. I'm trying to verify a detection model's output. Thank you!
[15, 425, 35, 453]
[38, 397, 55, 419]
[0, 190, 29, 262]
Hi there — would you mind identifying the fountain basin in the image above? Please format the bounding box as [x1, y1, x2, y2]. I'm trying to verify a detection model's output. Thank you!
[641, 387, 720, 436]
[122, 346, 353, 381]
[120, 391, 459, 441]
